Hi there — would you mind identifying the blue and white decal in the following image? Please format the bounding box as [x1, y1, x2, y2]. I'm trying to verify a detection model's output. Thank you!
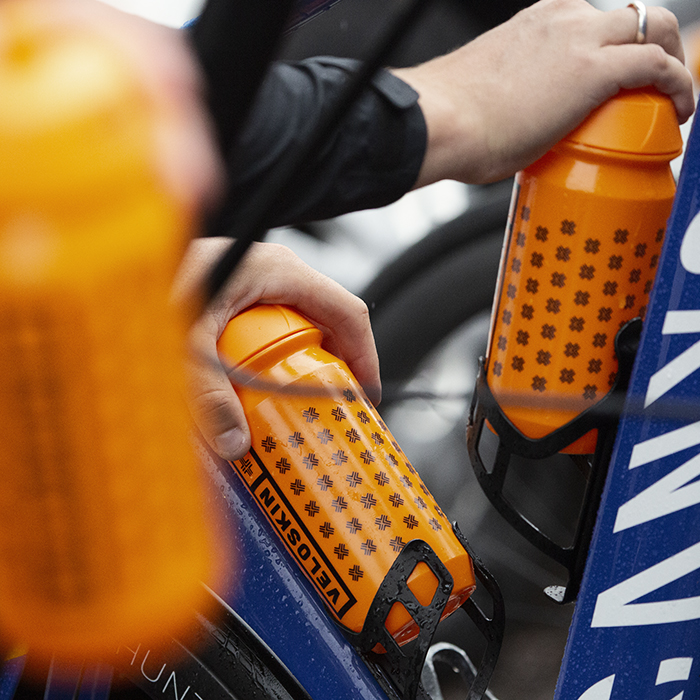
[555, 104, 700, 700]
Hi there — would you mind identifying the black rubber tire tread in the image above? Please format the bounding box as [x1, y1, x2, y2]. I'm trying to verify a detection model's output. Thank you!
[370, 231, 503, 388]
[360, 181, 510, 312]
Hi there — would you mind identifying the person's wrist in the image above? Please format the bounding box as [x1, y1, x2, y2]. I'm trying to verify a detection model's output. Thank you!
[392, 61, 489, 187]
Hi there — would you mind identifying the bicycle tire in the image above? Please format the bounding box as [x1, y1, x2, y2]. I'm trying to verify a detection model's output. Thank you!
[361, 182, 510, 313]
[365, 231, 504, 390]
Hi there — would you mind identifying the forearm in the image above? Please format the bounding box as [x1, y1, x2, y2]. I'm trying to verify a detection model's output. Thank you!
[394, 0, 695, 189]
[392, 55, 490, 188]
[224, 57, 427, 227]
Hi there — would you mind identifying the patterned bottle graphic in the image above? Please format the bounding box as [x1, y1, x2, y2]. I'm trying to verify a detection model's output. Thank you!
[486, 89, 682, 453]
[0, 8, 213, 660]
[218, 304, 475, 644]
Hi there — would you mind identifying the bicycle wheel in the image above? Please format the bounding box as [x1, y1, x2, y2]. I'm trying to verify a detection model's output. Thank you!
[365, 228, 504, 391]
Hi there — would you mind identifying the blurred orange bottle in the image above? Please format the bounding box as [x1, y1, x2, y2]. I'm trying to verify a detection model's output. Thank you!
[485, 88, 682, 453]
[0, 7, 213, 660]
[218, 304, 475, 645]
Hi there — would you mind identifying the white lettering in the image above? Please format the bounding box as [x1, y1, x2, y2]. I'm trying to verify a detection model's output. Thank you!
[615, 422, 700, 532]
[577, 674, 615, 700]
[162, 671, 190, 700]
[140, 651, 166, 683]
[656, 657, 693, 685]
[646, 311, 700, 407]
[591, 541, 700, 627]
[680, 212, 700, 274]
[628, 421, 700, 470]
[662, 310, 700, 335]
[119, 644, 141, 667]
[614, 452, 700, 532]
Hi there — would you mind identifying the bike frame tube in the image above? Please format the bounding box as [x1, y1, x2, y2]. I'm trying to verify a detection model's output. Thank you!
[554, 100, 700, 700]
[0, 437, 398, 700]
[197, 440, 396, 700]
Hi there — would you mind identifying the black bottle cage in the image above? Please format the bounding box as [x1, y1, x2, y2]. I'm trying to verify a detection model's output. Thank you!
[466, 319, 641, 604]
[107, 535, 503, 700]
[345, 531, 505, 700]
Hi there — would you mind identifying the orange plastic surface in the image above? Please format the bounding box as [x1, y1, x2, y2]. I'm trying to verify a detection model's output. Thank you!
[223, 304, 317, 366]
[0, 10, 213, 662]
[563, 88, 682, 157]
[219, 304, 475, 644]
[485, 90, 679, 453]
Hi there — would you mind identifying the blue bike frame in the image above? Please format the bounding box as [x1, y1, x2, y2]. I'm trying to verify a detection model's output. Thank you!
[554, 97, 700, 700]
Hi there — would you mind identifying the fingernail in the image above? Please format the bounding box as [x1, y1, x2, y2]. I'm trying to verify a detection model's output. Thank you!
[213, 427, 248, 460]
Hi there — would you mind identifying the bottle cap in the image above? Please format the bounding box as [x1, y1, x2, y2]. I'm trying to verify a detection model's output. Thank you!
[563, 88, 683, 157]
[219, 304, 317, 366]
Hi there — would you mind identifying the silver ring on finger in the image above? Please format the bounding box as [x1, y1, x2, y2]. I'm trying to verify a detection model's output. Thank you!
[627, 1, 648, 44]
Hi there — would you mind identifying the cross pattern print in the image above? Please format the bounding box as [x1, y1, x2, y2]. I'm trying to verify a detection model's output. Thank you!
[239, 378, 456, 602]
[487, 190, 666, 427]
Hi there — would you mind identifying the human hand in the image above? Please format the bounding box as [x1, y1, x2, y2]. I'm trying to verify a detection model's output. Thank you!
[175, 238, 381, 461]
[396, 0, 695, 187]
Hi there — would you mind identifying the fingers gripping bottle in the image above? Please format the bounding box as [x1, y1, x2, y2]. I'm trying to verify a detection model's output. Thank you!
[218, 304, 476, 645]
[0, 9, 214, 660]
[484, 89, 682, 453]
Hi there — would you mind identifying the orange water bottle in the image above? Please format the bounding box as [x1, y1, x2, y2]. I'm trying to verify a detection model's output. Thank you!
[0, 8, 214, 660]
[218, 304, 476, 645]
[484, 88, 682, 453]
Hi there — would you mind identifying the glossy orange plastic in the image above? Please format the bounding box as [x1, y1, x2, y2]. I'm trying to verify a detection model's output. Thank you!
[0, 9, 213, 661]
[486, 89, 682, 453]
[218, 304, 475, 645]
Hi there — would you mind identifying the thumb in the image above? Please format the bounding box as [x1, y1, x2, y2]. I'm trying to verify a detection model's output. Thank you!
[185, 328, 251, 462]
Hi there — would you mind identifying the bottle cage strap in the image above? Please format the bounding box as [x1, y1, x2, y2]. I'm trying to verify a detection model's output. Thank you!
[467, 319, 641, 602]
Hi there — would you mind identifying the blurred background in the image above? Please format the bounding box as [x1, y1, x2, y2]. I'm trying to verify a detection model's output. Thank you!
[100, 0, 700, 697]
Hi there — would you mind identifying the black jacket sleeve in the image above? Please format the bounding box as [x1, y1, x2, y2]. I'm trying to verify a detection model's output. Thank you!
[224, 56, 427, 228]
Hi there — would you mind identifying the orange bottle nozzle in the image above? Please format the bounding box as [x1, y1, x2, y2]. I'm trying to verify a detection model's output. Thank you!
[563, 87, 683, 157]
